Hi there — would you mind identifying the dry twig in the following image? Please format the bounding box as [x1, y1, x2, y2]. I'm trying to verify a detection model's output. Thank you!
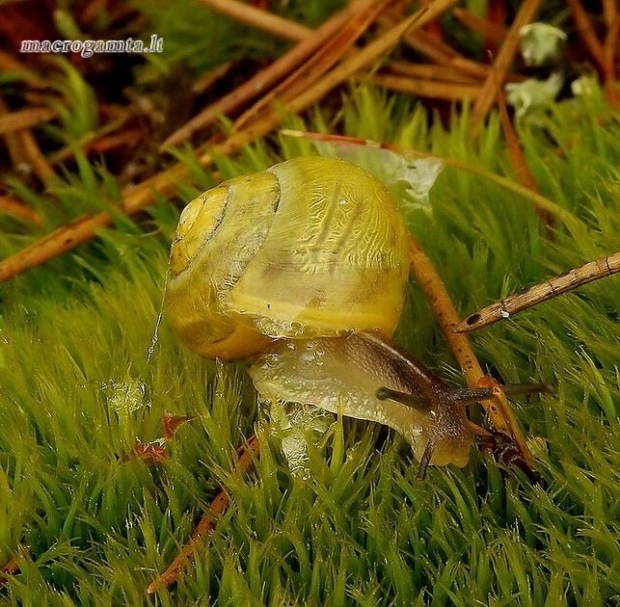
[471, 0, 543, 134]
[0, 195, 42, 225]
[455, 252, 620, 333]
[0, 106, 56, 134]
[147, 434, 260, 594]
[408, 237, 535, 470]
[198, 0, 311, 42]
[235, 1, 389, 130]
[359, 73, 481, 100]
[0, 97, 58, 186]
[452, 6, 506, 44]
[161, 0, 376, 148]
[567, 0, 606, 71]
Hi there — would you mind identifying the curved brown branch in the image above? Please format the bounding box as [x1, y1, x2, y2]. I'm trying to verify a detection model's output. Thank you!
[408, 237, 536, 471]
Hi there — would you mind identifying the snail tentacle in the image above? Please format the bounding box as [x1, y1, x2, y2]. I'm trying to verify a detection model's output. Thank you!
[376, 386, 430, 411]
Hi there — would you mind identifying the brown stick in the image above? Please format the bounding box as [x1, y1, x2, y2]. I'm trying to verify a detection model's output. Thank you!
[234, 0, 387, 130]
[602, 0, 619, 105]
[471, 0, 543, 134]
[455, 251, 620, 333]
[452, 6, 506, 44]
[0, 161, 186, 282]
[386, 18, 493, 81]
[272, 0, 460, 119]
[385, 60, 482, 84]
[0, 50, 46, 89]
[191, 61, 233, 95]
[497, 88, 559, 231]
[567, 0, 606, 70]
[198, 0, 311, 42]
[498, 93, 540, 193]
[16, 128, 58, 185]
[408, 238, 535, 469]
[0, 106, 57, 134]
[161, 0, 377, 148]
[0, 109, 58, 188]
[360, 73, 481, 100]
[0, 195, 43, 225]
[388, 17, 461, 70]
[147, 435, 260, 594]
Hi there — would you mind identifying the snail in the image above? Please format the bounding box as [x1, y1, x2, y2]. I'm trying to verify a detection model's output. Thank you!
[164, 155, 501, 478]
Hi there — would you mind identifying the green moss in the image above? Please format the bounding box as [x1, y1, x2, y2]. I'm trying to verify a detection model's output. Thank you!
[1, 87, 620, 605]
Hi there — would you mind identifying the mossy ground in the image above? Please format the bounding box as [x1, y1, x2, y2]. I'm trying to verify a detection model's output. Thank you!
[1, 81, 619, 606]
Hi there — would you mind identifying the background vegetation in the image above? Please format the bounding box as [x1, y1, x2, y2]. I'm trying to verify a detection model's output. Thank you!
[0, 0, 618, 605]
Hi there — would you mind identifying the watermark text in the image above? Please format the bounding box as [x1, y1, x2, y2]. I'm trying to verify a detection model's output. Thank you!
[20, 35, 163, 59]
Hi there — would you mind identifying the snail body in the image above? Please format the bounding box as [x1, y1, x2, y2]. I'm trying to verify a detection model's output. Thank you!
[165, 156, 492, 476]
[248, 331, 481, 471]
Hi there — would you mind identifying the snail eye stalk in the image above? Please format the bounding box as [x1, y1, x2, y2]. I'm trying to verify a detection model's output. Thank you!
[376, 386, 430, 411]
[446, 387, 497, 407]
[376, 385, 497, 410]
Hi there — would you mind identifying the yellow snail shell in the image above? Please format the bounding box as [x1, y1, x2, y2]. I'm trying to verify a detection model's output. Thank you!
[165, 156, 487, 476]
[165, 156, 410, 360]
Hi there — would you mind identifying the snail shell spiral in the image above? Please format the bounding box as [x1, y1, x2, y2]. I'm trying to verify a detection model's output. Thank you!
[165, 156, 410, 360]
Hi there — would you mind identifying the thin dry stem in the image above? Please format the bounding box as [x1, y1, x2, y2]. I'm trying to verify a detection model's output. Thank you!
[0, 50, 46, 89]
[455, 251, 620, 332]
[0, 106, 57, 134]
[408, 237, 535, 470]
[16, 128, 58, 185]
[394, 18, 460, 63]
[452, 6, 506, 44]
[234, 0, 386, 130]
[147, 435, 260, 594]
[0, 97, 57, 186]
[361, 73, 481, 100]
[276, 0, 459, 116]
[48, 129, 144, 167]
[393, 19, 493, 81]
[471, 0, 543, 134]
[161, 0, 376, 148]
[450, 57, 508, 82]
[191, 61, 233, 95]
[0, 195, 42, 225]
[497, 91, 557, 228]
[385, 60, 482, 84]
[498, 89, 546, 184]
[567, 0, 606, 69]
[0, 162, 187, 282]
[198, 0, 311, 42]
[602, 0, 619, 105]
